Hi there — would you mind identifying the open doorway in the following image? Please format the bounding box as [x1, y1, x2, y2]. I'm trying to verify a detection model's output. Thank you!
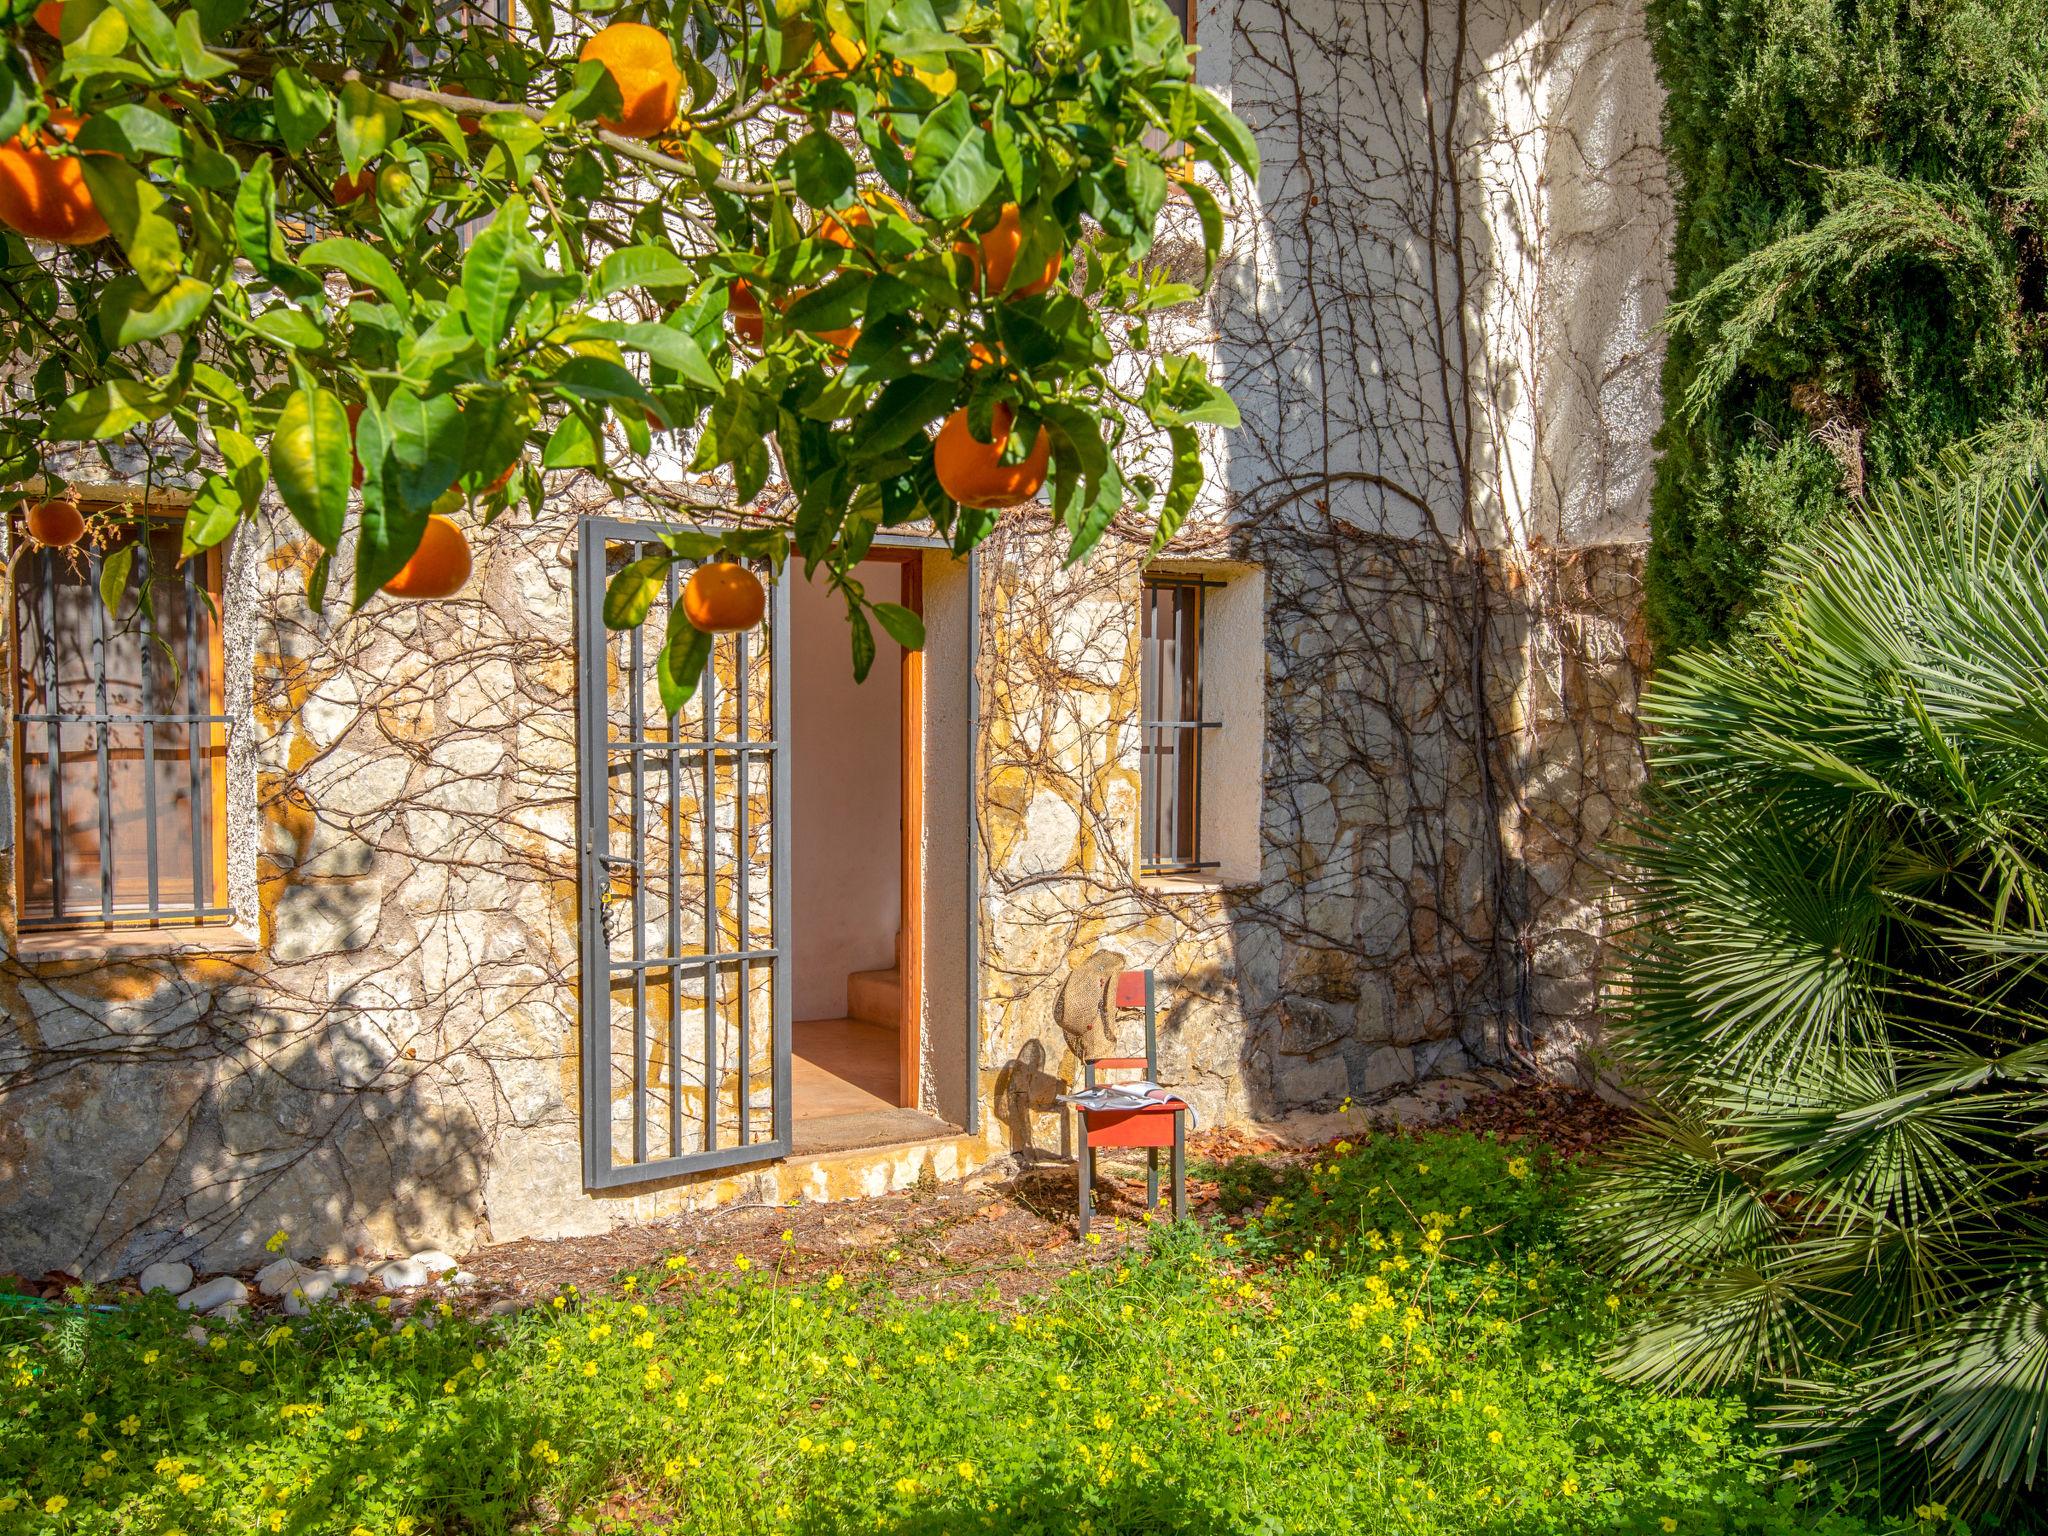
[788, 549, 961, 1154]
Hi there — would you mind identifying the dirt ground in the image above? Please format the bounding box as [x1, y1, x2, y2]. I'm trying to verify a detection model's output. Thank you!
[452, 1084, 1632, 1310]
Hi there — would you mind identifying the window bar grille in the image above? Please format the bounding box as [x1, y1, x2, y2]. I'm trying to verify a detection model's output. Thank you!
[663, 562, 685, 1162]
[1140, 577, 1223, 877]
[700, 629, 720, 1153]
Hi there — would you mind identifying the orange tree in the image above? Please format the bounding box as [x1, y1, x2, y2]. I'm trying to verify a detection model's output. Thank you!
[0, 0, 1252, 698]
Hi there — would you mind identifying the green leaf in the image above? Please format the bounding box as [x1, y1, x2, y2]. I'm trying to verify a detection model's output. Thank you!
[337, 80, 403, 175]
[461, 195, 529, 350]
[47, 379, 169, 440]
[784, 273, 868, 333]
[543, 410, 601, 469]
[98, 541, 133, 620]
[1188, 84, 1259, 180]
[597, 322, 719, 391]
[1182, 179, 1224, 282]
[77, 158, 183, 291]
[543, 56, 623, 128]
[272, 66, 332, 156]
[301, 238, 408, 312]
[873, 600, 925, 651]
[380, 387, 464, 510]
[271, 386, 350, 551]
[1065, 457, 1124, 564]
[549, 355, 652, 405]
[97, 274, 211, 347]
[604, 552, 671, 630]
[73, 102, 182, 157]
[171, 6, 233, 80]
[591, 246, 696, 298]
[858, 373, 956, 457]
[1150, 423, 1202, 553]
[910, 94, 1003, 223]
[231, 155, 287, 275]
[656, 616, 713, 715]
[181, 473, 244, 557]
[248, 307, 325, 350]
[783, 129, 857, 208]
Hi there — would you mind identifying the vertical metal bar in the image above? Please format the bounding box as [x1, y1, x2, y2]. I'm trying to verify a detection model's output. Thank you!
[1189, 584, 1206, 867]
[962, 549, 981, 1137]
[40, 549, 66, 924]
[700, 632, 719, 1153]
[627, 546, 649, 1168]
[136, 540, 161, 920]
[1139, 583, 1158, 869]
[88, 547, 113, 920]
[664, 565, 684, 1161]
[576, 517, 612, 1187]
[181, 560, 205, 913]
[735, 623, 751, 1144]
[769, 562, 793, 1151]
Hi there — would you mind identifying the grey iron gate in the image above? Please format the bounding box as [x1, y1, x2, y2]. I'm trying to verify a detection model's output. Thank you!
[575, 515, 791, 1189]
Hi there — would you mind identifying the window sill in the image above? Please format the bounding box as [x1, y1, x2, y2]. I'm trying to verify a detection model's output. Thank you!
[1138, 872, 1255, 897]
[10, 923, 259, 962]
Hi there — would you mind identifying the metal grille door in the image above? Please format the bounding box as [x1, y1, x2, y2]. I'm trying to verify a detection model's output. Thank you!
[576, 516, 791, 1188]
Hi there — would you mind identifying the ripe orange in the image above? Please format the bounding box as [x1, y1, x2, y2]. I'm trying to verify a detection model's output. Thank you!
[346, 400, 366, 487]
[34, 2, 63, 37]
[333, 166, 375, 206]
[958, 204, 1060, 298]
[0, 115, 108, 246]
[806, 31, 865, 80]
[728, 278, 765, 347]
[481, 461, 516, 496]
[683, 561, 766, 633]
[580, 22, 682, 139]
[381, 514, 472, 599]
[933, 403, 1049, 509]
[23, 497, 85, 547]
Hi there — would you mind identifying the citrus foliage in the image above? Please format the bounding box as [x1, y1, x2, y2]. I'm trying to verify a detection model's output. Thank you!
[0, 1131, 1889, 1534]
[1585, 464, 2048, 1525]
[0, 0, 1250, 689]
[1642, 0, 2048, 650]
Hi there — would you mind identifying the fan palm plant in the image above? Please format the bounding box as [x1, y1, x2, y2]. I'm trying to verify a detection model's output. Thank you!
[1583, 460, 2048, 1523]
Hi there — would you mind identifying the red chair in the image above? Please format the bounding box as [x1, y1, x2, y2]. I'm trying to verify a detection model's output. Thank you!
[1071, 969, 1189, 1237]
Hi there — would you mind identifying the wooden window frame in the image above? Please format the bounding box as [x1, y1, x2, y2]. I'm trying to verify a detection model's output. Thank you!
[8, 504, 231, 936]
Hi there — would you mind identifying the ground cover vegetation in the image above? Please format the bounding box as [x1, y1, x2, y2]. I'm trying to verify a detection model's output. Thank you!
[0, 0, 1248, 692]
[1642, 0, 2048, 649]
[0, 1130, 1904, 1535]
[1588, 463, 2048, 1527]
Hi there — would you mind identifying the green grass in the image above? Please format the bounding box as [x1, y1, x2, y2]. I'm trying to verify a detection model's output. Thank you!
[1, 1131, 1906, 1535]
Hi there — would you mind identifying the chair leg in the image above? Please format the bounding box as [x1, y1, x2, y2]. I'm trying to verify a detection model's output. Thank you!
[1077, 1122, 1091, 1239]
[1148, 1147, 1160, 1212]
[1171, 1117, 1186, 1222]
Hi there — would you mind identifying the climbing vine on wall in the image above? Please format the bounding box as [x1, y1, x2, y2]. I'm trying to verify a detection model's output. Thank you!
[1643, 0, 2048, 650]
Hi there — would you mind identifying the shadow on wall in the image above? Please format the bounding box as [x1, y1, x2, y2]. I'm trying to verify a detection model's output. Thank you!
[0, 508, 587, 1280]
[978, 0, 1663, 1129]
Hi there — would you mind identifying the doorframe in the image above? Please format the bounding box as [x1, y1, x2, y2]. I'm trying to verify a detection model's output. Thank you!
[863, 541, 926, 1109]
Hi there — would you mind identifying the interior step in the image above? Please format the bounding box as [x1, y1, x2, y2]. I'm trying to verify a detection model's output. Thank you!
[846, 967, 901, 1027]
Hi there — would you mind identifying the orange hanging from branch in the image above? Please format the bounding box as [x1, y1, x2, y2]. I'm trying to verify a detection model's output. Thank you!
[580, 22, 683, 139]
[957, 204, 1061, 299]
[381, 514, 472, 599]
[23, 498, 85, 548]
[0, 114, 108, 246]
[683, 561, 766, 633]
[934, 404, 1049, 510]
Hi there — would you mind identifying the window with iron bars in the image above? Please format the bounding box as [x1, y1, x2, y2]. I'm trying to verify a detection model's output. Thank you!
[9, 512, 230, 933]
[1139, 574, 1221, 876]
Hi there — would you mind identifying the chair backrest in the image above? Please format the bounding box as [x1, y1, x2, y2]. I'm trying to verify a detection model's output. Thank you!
[1085, 968, 1157, 1088]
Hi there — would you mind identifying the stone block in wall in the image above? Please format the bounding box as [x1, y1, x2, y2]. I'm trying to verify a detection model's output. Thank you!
[1272, 1048, 1348, 1107]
